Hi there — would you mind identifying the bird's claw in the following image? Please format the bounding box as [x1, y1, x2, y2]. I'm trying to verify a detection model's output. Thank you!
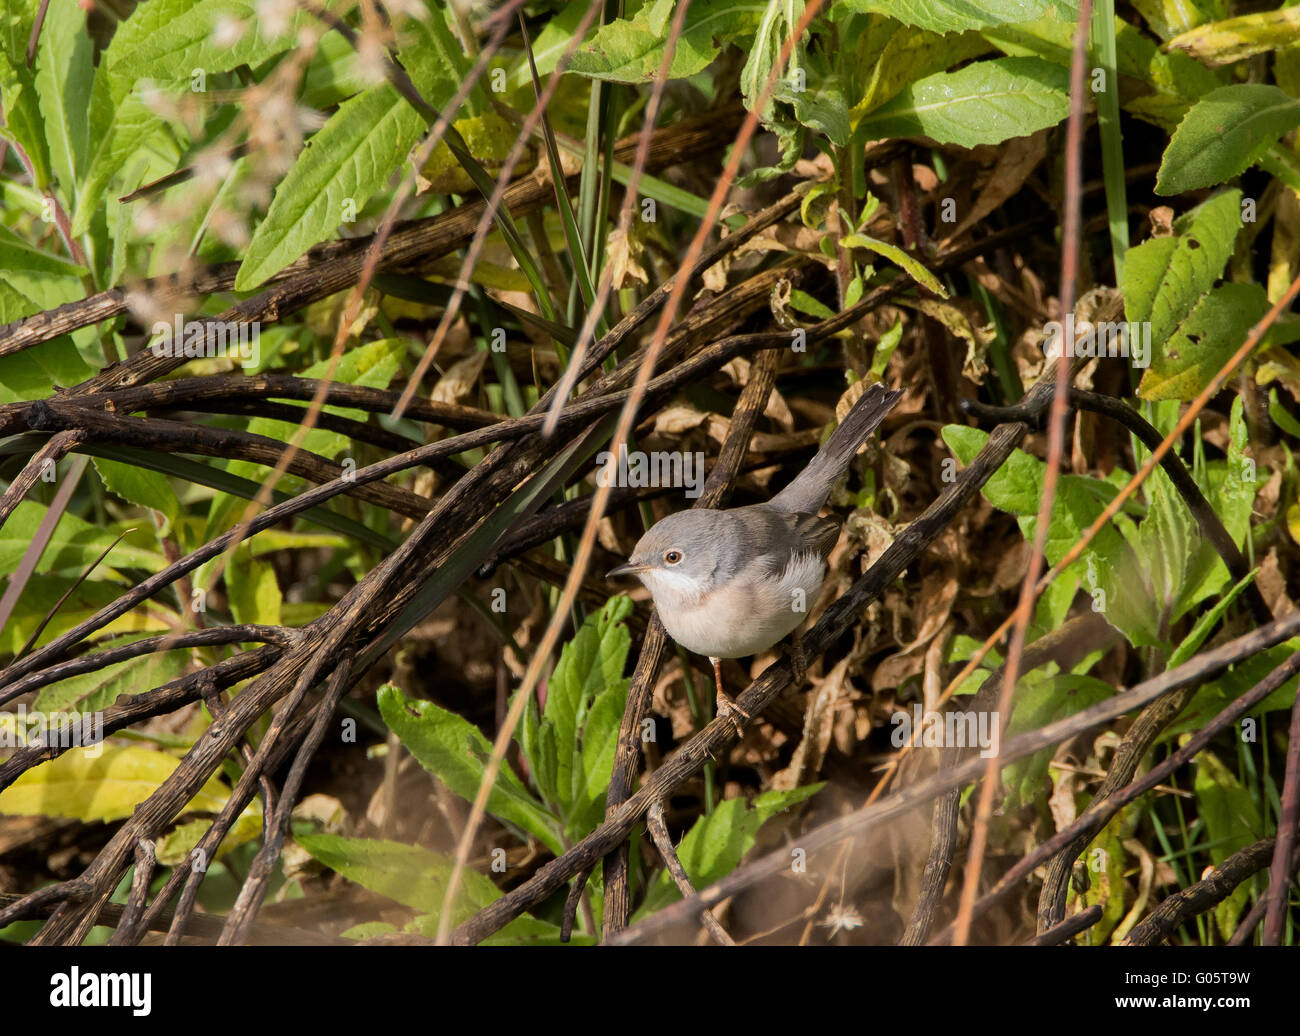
[716, 691, 749, 738]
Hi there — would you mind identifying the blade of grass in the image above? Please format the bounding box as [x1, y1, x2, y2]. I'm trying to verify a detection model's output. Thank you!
[0, 455, 89, 637]
[80, 445, 397, 550]
[1093, 0, 1128, 284]
[518, 12, 604, 334]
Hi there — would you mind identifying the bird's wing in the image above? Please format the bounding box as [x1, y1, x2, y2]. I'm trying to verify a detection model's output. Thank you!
[741, 506, 840, 575]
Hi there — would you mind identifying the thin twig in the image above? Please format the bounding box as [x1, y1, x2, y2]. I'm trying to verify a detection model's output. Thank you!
[645, 799, 735, 946]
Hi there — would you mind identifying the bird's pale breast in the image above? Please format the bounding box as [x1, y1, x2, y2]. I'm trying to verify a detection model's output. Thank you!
[656, 550, 825, 659]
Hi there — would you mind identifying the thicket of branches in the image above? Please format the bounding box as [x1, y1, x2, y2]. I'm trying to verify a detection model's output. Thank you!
[1, 0, 1298, 945]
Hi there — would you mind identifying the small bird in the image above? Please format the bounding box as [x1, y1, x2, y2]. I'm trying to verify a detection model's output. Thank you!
[607, 382, 902, 734]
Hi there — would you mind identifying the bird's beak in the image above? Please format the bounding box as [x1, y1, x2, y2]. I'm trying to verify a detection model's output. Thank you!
[606, 561, 649, 580]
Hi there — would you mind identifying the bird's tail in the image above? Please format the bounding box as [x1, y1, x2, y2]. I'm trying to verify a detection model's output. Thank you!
[767, 382, 902, 514]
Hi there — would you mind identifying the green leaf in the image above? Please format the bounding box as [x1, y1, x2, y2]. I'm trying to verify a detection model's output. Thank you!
[234, 10, 473, 290]
[294, 833, 566, 943]
[32, 0, 93, 203]
[539, 596, 633, 837]
[0, 336, 94, 404]
[72, 85, 165, 237]
[787, 289, 836, 320]
[1156, 85, 1300, 195]
[86, 0, 305, 245]
[0, 225, 88, 279]
[1167, 570, 1257, 669]
[1167, 644, 1299, 739]
[1138, 282, 1266, 401]
[155, 808, 263, 865]
[0, 0, 52, 190]
[856, 56, 1069, 148]
[567, 0, 765, 83]
[292, 834, 482, 915]
[92, 455, 180, 531]
[943, 425, 1161, 646]
[1193, 751, 1263, 939]
[119, 0, 308, 84]
[377, 684, 563, 854]
[1167, 8, 1300, 67]
[636, 785, 822, 917]
[0, 743, 232, 823]
[227, 554, 282, 627]
[203, 337, 406, 538]
[1080, 813, 1127, 944]
[851, 21, 991, 120]
[235, 85, 426, 290]
[1123, 189, 1241, 347]
[841, 232, 947, 296]
[33, 642, 191, 714]
[837, 0, 1066, 34]
[1003, 674, 1113, 809]
[0, 500, 166, 579]
[0, 575, 172, 655]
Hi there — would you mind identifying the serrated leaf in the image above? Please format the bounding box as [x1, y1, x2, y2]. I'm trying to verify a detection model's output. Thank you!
[1157, 85, 1300, 195]
[541, 596, 632, 831]
[378, 684, 562, 854]
[235, 85, 426, 290]
[92, 455, 180, 531]
[856, 57, 1069, 148]
[119, 0, 308, 84]
[32, 0, 92, 203]
[236, 13, 466, 290]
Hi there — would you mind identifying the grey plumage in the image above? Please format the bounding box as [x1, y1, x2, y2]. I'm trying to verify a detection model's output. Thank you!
[767, 382, 903, 515]
[605, 381, 900, 727]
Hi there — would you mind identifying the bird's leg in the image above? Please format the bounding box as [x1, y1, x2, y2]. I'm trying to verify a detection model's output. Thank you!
[789, 628, 808, 686]
[709, 656, 749, 738]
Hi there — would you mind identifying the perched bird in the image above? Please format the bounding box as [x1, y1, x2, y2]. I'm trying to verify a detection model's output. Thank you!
[607, 382, 902, 733]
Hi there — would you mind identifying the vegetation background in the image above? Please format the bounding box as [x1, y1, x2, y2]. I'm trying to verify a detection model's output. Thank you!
[1, 0, 1299, 946]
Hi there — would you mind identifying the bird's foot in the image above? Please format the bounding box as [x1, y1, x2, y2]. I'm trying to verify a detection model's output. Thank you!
[715, 690, 750, 739]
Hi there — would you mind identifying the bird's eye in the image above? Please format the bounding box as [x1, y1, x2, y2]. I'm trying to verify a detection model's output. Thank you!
[664, 550, 682, 565]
